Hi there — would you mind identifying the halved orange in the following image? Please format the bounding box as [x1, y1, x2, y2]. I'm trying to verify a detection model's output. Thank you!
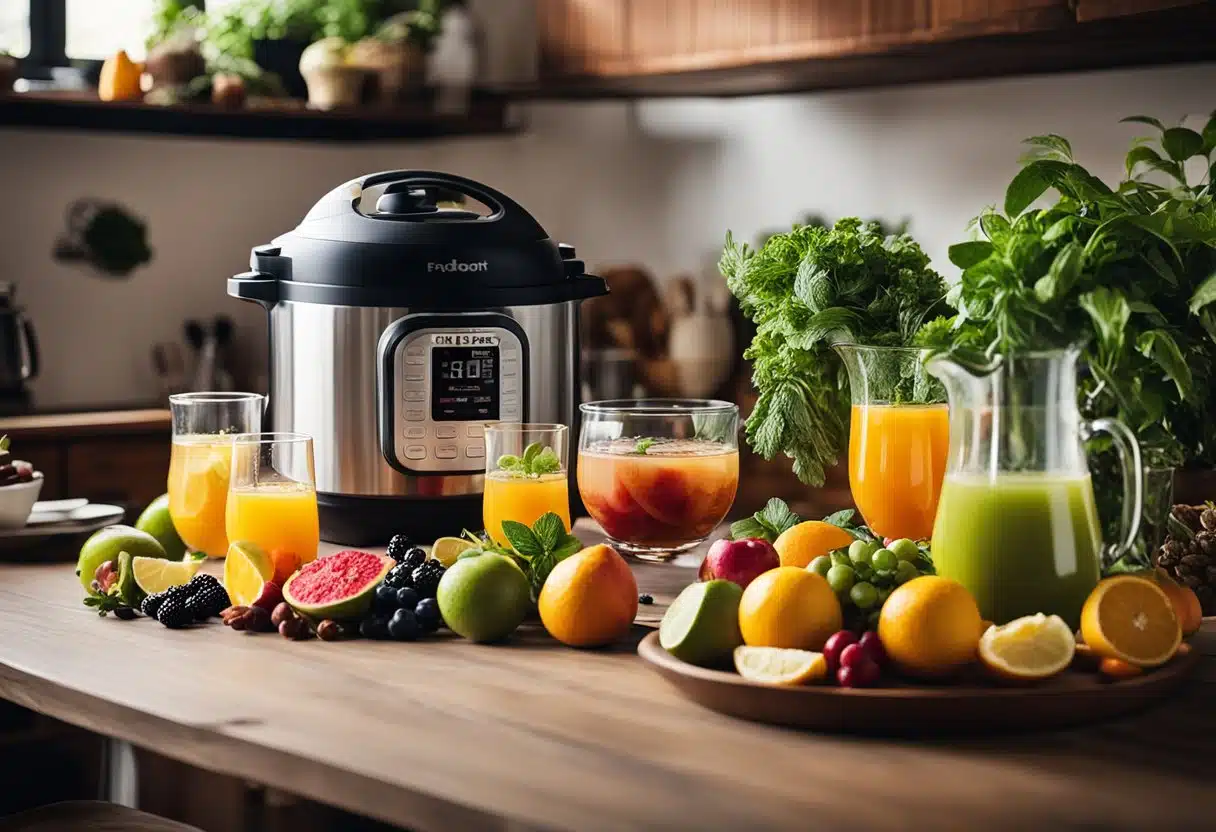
[1079, 576, 1181, 668]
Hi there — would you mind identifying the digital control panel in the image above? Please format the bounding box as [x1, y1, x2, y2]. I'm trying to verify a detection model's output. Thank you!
[390, 326, 524, 474]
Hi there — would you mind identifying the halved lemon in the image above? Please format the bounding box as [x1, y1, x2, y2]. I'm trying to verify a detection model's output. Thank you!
[132, 555, 203, 596]
[978, 613, 1075, 681]
[733, 645, 828, 686]
[430, 537, 470, 568]
[223, 541, 275, 607]
[1080, 576, 1181, 668]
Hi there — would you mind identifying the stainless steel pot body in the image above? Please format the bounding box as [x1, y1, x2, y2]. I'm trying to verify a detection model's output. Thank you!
[267, 300, 579, 498]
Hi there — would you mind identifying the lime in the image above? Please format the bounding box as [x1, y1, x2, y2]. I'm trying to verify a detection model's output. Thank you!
[658, 580, 743, 667]
[430, 536, 470, 568]
[76, 525, 166, 593]
[436, 553, 532, 643]
[133, 555, 203, 596]
[134, 494, 187, 561]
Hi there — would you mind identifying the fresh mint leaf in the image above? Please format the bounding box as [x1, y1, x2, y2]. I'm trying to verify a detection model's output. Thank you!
[501, 520, 543, 561]
[823, 509, 856, 528]
[758, 498, 800, 538]
[729, 517, 770, 541]
[522, 442, 542, 468]
[532, 447, 561, 475]
[948, 241, 993, 269]
[634, 438, 656, 454]
[1161, 127, 1204, 162]
[1004, 161, 1054, 217]
[1079, 288, 1131, 358]
[532, 512, 565, 553]
[497, 454, 521, 471]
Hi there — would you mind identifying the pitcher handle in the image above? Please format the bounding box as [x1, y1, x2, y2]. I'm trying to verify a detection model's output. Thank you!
[1080, 417, 1143, 567]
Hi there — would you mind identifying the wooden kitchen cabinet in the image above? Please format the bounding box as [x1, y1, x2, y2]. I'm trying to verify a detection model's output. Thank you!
[531, 0, 1214, 96]
[0, 410, 170, 512]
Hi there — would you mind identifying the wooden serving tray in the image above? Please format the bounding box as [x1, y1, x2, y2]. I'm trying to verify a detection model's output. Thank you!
[637, 631, 1200, 734]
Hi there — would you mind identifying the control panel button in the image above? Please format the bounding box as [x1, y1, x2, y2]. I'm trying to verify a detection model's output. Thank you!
[405, 427, 426, 439]
[406, 345, 425, 357]
[405, 355, 425, 366]
[503, 394, 519, 407]
[436, 445, 458, 460]
[503, 347, 519, 359]
[404, 445, 427, 460]
[404, 390, 426, 402]
[405, 409, 425, 422]
[465, 443, 485, 459]
[435, 425, 458, 439]
[404, 371, 424, 382]
[502, 379, 519, 394]
[467, 424, 485, 438]
[502, 360, 519, 377]
[502, 408, 520, 420]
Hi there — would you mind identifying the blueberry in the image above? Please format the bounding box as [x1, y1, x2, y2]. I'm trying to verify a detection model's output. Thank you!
[374, 584, 400, 614]
[414, 597, 441, 633]
[359, 616, 390, 640]
[388, 608, 419, 641]
[395, 586, 420, 610]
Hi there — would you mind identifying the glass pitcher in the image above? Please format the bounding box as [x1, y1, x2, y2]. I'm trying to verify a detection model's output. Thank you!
[926, 347, 1143, 628]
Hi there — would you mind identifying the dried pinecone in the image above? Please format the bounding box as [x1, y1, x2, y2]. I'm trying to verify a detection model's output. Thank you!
[1157, 504, 1216, 615]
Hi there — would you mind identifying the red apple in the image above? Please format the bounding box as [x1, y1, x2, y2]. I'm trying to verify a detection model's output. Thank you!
[702, 538, 779, 589]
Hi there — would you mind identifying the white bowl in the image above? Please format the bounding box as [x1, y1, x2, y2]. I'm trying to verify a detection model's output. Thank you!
[0, 474, 44, 529]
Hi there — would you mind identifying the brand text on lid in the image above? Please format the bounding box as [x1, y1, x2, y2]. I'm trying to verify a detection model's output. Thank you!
[428, 260, 489, 272]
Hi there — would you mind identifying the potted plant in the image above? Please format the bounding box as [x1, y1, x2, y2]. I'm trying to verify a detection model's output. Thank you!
[350, 0, 449, 104]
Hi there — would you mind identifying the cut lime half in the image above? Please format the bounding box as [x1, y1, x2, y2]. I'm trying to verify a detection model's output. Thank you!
[132, 555, 203, 596]
[659, 579, 744, 667]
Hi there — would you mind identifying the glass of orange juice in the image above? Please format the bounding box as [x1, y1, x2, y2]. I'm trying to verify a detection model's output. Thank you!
[226, 432, 320, 565]
[483, 423, 571, 547]
[168, 392, 264, 558]
[834, 345, 948, 541]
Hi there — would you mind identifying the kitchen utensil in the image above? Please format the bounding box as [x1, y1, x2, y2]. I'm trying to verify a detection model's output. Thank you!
[229, 171, 607, 544]
[0, 283, 38, 397]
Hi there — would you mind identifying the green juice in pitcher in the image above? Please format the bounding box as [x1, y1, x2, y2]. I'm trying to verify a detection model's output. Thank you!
[931, 472, 1102, 629]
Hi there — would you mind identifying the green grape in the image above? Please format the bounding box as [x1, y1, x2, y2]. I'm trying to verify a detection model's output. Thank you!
[868, 609, 882, 629]
[853, 562, 873, 581]
[850, 581, 879, 609]
[877, 586, 893, 604]
[871, 548, 898, 571]
[808, 555, 832, 578]
[831, 550, 852, 567]
[872, 569, 895, 586]
[848, 539, 877, 564]
[888, 538, 920, 562]
[895, 560, 919, 584]
[827, 564, 856, 594]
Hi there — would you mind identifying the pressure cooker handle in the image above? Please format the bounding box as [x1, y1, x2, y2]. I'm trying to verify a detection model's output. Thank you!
[355, 170, 545, 235]
[228, 271, 279, 308]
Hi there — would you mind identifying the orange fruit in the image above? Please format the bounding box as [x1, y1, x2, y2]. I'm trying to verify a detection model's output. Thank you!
[269, 549, 303, 585]
[1098, 657, 1144, 680]
[977, 614, 1074, 682]
[1147, 568, 1203, 636]
[773, 521, 854, 568]
[738, 566, 842, 650]
[538, 544, 638, 647]
[1079, 576, 1180, 668]
[877, 575, 983, 679]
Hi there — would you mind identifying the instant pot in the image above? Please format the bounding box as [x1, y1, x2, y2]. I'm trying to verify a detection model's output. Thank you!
[228, 171, 607, 544]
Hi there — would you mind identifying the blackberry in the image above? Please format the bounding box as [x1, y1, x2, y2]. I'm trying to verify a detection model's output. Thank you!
[638, 594, 654, 605]
[190, 573, 223, 591]
[383, 562, 414, 590]
[114, 606, 138, 621]
[185, 595, 211, 622]
[385, 535, 414, 563]
[195, 582, 230, 617]
[388, 609, 419, 641]
[410, 560, 445, 598]
[414, 597, 441, 633]
[165, 582, 194, 602]
[157, 598, 193, 629]
[400, 546, 427, 571]
[141, 591, 168, 618]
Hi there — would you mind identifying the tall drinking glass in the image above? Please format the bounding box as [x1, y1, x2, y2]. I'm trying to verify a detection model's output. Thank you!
[578, 399, 739, 561]
[483, 423, 570, 547]
[834, 345, 949, 542]
[226, 432, 320, 566]
[168, 392, 264, 558]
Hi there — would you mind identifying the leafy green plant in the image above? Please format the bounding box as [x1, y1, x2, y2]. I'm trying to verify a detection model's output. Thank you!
[500, 514, 583, 599]
[935, 114, 1216, 469]
[496, 442, 561, 478]
[375, 0, 451, 50]
[720, 218, 951, 485]
[147, 0, 204, 48]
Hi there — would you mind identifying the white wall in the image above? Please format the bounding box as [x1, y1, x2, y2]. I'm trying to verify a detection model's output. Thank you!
[3, 62, 1214, 409]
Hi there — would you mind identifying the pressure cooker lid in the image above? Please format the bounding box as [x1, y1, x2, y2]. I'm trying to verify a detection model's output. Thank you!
[228, 171, 606, 309]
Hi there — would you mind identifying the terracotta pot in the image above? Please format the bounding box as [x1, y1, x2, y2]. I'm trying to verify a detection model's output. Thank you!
[302, 66, 368, 110]
[349, 39, 427, 103]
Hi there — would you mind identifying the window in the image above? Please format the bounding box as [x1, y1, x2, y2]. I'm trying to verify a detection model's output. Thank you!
[0, 2, 29, 58]
[65, 0, 159, 61]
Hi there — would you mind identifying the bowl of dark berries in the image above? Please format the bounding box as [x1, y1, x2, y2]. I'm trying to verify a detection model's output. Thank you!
[0, 435, 42, 528]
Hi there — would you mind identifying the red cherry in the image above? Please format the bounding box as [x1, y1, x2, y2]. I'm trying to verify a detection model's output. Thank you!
[857, 631, 886, 665]
[839, 643, 868, 670]
[823, 630, 858, 671]
[836, 665, 859, 687]
[853, 659, 882, 687]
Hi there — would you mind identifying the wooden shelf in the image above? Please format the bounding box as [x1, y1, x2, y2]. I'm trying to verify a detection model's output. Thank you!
[0, 91, 517, 142]
[521, 3, 1216, 99]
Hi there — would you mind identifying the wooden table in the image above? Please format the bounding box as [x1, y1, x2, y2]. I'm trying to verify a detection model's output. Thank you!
[2, 546, 1215, 830]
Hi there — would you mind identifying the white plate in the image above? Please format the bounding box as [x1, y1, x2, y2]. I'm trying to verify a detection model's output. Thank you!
[4, 502, 125, 538]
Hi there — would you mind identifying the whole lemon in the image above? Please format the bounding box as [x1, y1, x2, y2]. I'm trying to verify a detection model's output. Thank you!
[539, 544, 638, 647]
[878, 575, 983, 678]
[773, 521, 854, 568]
[738, 566, 841, 650]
